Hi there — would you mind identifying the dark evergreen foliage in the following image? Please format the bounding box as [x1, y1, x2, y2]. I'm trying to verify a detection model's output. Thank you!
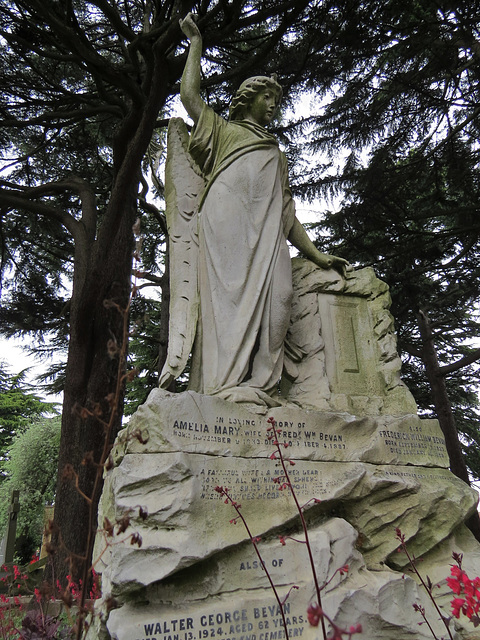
[296, 1, 480, 487]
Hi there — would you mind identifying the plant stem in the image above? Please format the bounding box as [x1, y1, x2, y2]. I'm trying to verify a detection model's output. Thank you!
[217, 487, 291, 640]
[397, 533, 453, 640]
[272, 440, 328, 640]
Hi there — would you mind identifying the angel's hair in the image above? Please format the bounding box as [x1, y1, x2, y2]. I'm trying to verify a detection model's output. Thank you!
[229, 75, 282, 121]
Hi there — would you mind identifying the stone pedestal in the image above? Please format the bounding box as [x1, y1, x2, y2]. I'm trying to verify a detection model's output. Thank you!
[93, 390, 480, 640]
[283, 260, 417, 416]
[92, 265, 480, 640]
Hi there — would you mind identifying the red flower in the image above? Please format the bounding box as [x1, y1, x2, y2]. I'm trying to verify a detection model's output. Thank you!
[446, 575, 462, 594]
[307, 603, 322, 627]
[451, 597, 465, 618]
[448, 565, 480, 621]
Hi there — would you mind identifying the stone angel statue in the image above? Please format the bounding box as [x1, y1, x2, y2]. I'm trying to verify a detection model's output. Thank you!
[159, 14, 349, 407]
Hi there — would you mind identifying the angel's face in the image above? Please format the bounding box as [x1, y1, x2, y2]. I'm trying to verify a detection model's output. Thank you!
[245, 89, 278, 126]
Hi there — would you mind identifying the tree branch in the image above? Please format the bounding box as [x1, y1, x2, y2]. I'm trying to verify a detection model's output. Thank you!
[134, 272, 166, 287]
[2, 105, 123, 128]
[88, 0, 136, 43]
[398, 340, 423, 359]
[0, 189, 78, 237]
[0, 178, 97, 240]
[21, 0, 145, 107]
[138, 198, 168, 236]
[439, 348, 480, 376]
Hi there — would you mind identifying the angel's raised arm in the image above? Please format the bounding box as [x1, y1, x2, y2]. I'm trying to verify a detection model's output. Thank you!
[179, 14, 205, 124]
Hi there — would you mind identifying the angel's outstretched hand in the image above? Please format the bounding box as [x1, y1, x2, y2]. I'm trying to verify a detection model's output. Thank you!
[180, 13, 201, 41]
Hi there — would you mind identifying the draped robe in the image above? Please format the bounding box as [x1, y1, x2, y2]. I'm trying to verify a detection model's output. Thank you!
[186, 105, 296, 406]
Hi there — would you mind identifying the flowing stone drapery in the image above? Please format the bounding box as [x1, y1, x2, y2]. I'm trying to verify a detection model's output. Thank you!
[160, 108, 295, 406]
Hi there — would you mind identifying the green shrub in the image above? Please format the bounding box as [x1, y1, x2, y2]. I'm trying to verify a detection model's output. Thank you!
[0, 417, 60, 563]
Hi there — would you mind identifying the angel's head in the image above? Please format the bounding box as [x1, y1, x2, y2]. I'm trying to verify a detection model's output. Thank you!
[229, 75, 282, 125]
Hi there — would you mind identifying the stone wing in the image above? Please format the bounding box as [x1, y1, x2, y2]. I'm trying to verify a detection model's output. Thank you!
[159, 117, 205, 388]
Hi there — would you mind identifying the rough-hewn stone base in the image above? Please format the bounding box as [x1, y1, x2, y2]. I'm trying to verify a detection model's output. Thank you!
[91, 390, 480, 640]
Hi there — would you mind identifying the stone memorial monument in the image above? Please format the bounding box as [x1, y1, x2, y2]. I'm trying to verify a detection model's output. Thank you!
[91, 15, 480, 640]
[0, 490, 20, 564]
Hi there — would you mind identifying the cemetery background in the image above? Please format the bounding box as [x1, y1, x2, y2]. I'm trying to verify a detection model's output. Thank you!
[0, 4, 480, 639]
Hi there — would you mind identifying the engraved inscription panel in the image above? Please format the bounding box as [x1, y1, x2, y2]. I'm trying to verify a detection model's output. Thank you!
[317, 295, 382, 397]
[333, 303, 360, 374]
[109, 594, 309, 640]
[121, 390, 449, 468]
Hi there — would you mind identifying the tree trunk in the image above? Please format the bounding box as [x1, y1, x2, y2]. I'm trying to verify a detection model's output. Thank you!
[49, 188, 136, 585]
[417, 309, 480, 542]
[47, 46, 173, 580]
